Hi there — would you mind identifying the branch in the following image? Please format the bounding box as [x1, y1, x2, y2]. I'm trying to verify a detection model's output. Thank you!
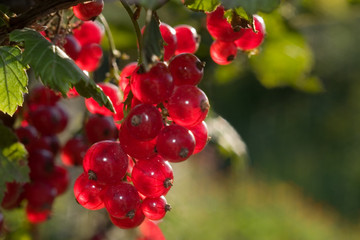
[0, 0, 88, 40]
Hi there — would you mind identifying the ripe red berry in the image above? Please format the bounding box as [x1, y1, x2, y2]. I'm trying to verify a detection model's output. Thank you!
[109, 207, 145, 229]
[210, 40, 237, 65]
[119, 123, 157, 160]
[75, 43, 103, 72]
[125, 104, 163, 141]
[131, 63, 174, 104]
[234, 15, 266, 51]
[131, 156, 174, 198]
[15, 125, 38, 150]
[188, 121, 208, 154]
[27, 85, 60, 107]
[102, 182, 141, 219]
[165, 85, 210, 127]
[159, 23, 177, 61]
[48, 166, 70, 196]
[156, 124, 195, 162]
[206, 6, 244, 41]
[74, 172, 105, 210]
[24, 181, 57, 211]
[168, 53, 204, 86]
[85, 82, 122, 116]
[141, 196, 171, 220]
[61, 135, 89, 166]
[28, 149, 55, 180]
[119, 62, 137, 91]
[174, 25, 199, 55]
[31, 135, 60, 155]
[83, 141, 129, 186]
[73, 21, 103, 46]
[1, 182, 24, 210]
[26, 204, 51, 224]
[63, 35, 81, 60]
[85, 114, 118, 144]
[73, 0, 104, 21]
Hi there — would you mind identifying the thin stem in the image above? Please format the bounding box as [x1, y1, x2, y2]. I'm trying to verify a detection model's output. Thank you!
[119, 0, 143, 64]
[0, 10, 10, 28]
[98, 13, 120, 81]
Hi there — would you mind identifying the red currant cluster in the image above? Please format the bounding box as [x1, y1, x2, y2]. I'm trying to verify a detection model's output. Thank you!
[207, 6, 266, 65]
[1, 86, 70, 224]
[72, 20, 209, 229]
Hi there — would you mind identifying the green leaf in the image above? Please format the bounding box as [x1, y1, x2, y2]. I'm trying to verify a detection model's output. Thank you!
[184, 0, 220, 12]
[0, 124, 29, 203]
[0, 46, 28, 116]
[9, 28, 114, 112]
[221, 0, 280, 15]
[142, 11, 163, 70]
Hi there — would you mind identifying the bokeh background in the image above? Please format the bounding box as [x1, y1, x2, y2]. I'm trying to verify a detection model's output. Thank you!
[4, 0, 360, 239]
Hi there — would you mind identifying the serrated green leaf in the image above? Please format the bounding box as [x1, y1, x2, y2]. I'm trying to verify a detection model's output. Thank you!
[142, 11, 163, 70]
[9, 28, 114, 113]
[0, 124, 29, 203]
[0, 46, 28, 116]
[221, 0, 280, 15]
[184, 0, 220, 12]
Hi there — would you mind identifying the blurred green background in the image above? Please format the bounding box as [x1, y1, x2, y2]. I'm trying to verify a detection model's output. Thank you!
[5, 0, 360, 239]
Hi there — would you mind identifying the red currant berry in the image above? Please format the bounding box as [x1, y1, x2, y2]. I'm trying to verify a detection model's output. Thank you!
[125, 104, 163, 141]
[15, 125, 38, 150]
[141, 196, 171, 220]
[31, 135, 60, 155]
[73, 21, 103, 46]
[26, 204, 51, 224]
[168, 53, 204, 86]
[85, 114, 118, 144]
[28, 104, 68, 135]
[234, 15, 266, 51]
[132, 156, 174, 198]
[138, 219, 166, 240]
[73, 0, 104, 21]
[159, 23, 177, 61]
[206, 6, 244, 41]
[28, 149, 55, 180]
[119, 62, 137, 91]
[210, 40, 237, 65]
[61, 135, 89, 166]
[102, 182, 141, 219]
[174, 25, 199, 55]
[119, 123, 157, 160]
[27, 85, 60, 107]
[109, 207, 145, 229]
[85, 82, 122, 116]
[130, 62, 174, 104]
[75, 43, 103, 72]
[24, 181, 57, 211]
[83, 140, 128, 186]
[48, 166, 69, 196]
[165, 85, 210, 127]
[156, 124, 195, 162]
[1, 182, 24, 210]
[63, 34, 81, 60]
[188, 121, 208, 154]
[74, 172, 104, 210]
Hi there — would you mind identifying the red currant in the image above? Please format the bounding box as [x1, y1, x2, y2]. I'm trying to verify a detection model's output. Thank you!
[174, 25, 199, 55]
[63, 35, 81, 60]
[83, 140, 128, 186]
[109, 207, 145, 229]
[159, 23, 177, 61]
[165, 85, 209, 127]
[73, 21, 103, 46]
[188, 121, 208, 154]
[28, 149, 55, 180]
[125, 103, 163, 141]
[61, 135, 89, 166]
[24, 181, 57, 211]
[130, 62, 174, 104]
[74, 172, 104, 210]
[48, 166, 69, 196]
[168, 53, 204, 86]
[131, 156, 174, 198]
[234, 15, 266, 51]
[210, 40, 237, 65]
[102, 182, 141, 219]
[26, 204, 51, 224]
[119, 62, 137, 91]
[73, 0, 104, 21]
[75, 43, 103, 72]
[156, 124, 195, 162]
[1, 182, 24, 210]
[85, 114, 118, 144]
[206, 6, 244, 41]
[141, 196, 171, 220]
